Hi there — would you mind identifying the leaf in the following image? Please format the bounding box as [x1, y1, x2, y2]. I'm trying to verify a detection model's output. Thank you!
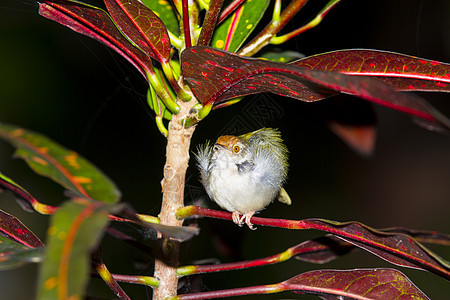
[181, 46, 450, 131]
[320, 98, 378, 157]
[0, 235, 43, 270]
[39, 0, 153, 79]
[211, 0, 270, 52]
[297, 219, 450, 280]
[293, 235, 356, 264]
[37, 198, 115, 300]
[104, 0, 171, 63]
[283, 269, 429, 299]
[115, 204, 200, 242]
[141, 0, 179, 35]
[0, 123, 121, 204]
[0, 172, 56, 214]
[0, 209, 44, 248]
[176, 268, 429, 299]
[328, 121, 377, 156]
[0, 172, 35, 212]
[293, 49, 450, 93]
[382, 227, 450, 246]
[294, 228, 450, 264]
[258, 49, 305, 63]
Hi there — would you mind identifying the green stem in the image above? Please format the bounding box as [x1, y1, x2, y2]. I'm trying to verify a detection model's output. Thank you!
[162, 62, 191, 101]
[146, 70, 180, 114]
[168, 31, 183, 49]
[238, 0, 309, 56]
[156, 116, 168, 137]
[271, 0, 341, 45]
[272, 0, 282, 22]
[110, 274, 159, 288]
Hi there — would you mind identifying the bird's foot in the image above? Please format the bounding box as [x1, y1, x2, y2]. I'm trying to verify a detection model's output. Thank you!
[232, 211, 256, 230]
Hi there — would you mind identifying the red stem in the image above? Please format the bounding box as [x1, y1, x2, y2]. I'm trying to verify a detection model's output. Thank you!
[182, 0, 192, 48]
[95, 261, 131, 299]
[198, 0, 225, 46]
[178, 206, 309, 228]
[217, 0, 246, 24]
[177, 284, 282, 299]
[180, 239, 351, 275]
[179, 206, 450, 280]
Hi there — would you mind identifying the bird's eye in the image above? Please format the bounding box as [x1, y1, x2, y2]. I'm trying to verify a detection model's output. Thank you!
[233, 145, 240, 153]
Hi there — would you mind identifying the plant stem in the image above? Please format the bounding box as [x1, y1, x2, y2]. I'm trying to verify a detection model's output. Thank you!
[197, 0, 225, 46]
[238, 0, 309, 56]
[270, 0, 341, 45]
[182, 0, 192, 48]
[217, 0, 246, 24]
[153, 98, 196, 299]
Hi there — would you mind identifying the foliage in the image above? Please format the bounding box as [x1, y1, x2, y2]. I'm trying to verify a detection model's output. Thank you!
[0, 0, 449, 299]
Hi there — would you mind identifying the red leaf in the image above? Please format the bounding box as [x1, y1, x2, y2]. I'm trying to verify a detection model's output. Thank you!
[295, 227, 450, 264]
[104, 0, 171, 63]
[39, 0, 152, 79]
[293, 235, 356, 264]
[181, 46, 450, 131]
[318, 98, 378, 156]
[328, 121, 376, 156]
[293, 49, 450, 93]
[0, 210, 44, 248]
[176, 268, 429, 299]
[293, 219, 450, 280]
[283, 269, 429, 299]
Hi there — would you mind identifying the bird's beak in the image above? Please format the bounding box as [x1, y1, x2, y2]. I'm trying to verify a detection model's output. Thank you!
[213, 143, 227, 151]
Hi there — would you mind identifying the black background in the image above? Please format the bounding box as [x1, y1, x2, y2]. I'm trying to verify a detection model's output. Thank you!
[1, 0, 449, 298]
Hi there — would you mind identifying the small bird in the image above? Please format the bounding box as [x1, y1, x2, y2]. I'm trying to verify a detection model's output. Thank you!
[195, 128, 289, 229]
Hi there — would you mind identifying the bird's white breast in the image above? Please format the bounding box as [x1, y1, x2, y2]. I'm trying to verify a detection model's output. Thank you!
[206, 152, 274, 213]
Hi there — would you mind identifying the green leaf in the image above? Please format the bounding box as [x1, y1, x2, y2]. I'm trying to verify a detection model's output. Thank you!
[0, 235, 43, 270]
[211, 0, 269, 52]
[258, 50, 305, 63]
[37, 198, 116, 300]
[0, 123, 121, 204]
[141, 0, 179, 35]
[0, 172, 34, 212]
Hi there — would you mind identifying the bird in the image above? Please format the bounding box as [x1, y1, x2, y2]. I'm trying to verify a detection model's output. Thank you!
[195, 128, 289, 229]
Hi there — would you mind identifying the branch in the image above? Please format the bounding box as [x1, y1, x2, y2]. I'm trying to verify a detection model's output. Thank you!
[177, 236, 353, 276]
[177, 206, 450, 280]
[238, 0, 309, 56]
[217, 0, 246, 24]
[182, 0, 192, 48]
[271, 0, 341, 45]
[198, 0, 225, 46]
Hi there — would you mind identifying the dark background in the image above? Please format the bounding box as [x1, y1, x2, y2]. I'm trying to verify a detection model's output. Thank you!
[1, 0, 449, 299]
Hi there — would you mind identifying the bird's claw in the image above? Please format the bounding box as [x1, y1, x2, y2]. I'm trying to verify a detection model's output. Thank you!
[232, 211, 256, 230]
